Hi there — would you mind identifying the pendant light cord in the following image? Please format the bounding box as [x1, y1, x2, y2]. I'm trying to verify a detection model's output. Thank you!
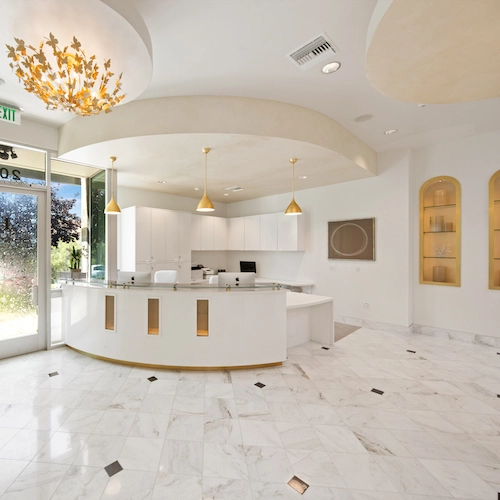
[204, 152, 208, 195]
[111, 159, 115, 198]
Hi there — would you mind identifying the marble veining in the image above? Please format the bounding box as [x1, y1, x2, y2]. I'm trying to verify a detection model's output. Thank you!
[0, 327, 499, 499]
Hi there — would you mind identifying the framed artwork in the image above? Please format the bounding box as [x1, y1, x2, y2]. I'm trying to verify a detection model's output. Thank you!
[328, 218, 375, 260]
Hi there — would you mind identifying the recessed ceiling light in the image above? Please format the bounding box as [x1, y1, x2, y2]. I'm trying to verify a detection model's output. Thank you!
[194, 187, 200, 191]
[18, 107, 24, 112]
[223, 193, 229, 197]
[321, 61, 341, 74]
[298, 175, 308, 179]
[158, 180, 167, 184]
[384, 129, 398, 135]
[225, 186, 244, 192]
[417, 103, 426, 108]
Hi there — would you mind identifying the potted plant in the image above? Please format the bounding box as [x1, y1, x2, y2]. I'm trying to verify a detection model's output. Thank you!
[69, 245, 82, 278]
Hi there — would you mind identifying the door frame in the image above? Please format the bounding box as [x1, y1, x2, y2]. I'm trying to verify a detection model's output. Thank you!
[0, 183, 49, 358]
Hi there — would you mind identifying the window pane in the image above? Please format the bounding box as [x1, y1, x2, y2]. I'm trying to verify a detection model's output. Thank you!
[90, 171, 106, 280]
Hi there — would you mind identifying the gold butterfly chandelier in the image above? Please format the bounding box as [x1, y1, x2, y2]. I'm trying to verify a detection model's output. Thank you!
[6, 33, 125, 116]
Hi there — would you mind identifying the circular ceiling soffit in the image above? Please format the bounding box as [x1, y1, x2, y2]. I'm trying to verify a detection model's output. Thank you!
[366, 0, 500, 104]
[0, 0, 152, 107]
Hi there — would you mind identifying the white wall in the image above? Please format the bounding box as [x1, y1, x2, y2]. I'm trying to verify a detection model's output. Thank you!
[0, 117, 58, 152]
[411, 129, 500, 338]
[118, 186, 227, 216]
[226, 149, 412, 328]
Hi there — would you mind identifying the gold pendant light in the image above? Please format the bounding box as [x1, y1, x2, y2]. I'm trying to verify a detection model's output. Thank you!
[285, 158, 302, 215]
[104, 156, 121, 214]
[196, 147, 215, 212]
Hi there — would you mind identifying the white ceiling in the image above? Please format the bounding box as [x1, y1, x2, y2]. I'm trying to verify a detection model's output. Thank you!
[1, 0, 500, 200]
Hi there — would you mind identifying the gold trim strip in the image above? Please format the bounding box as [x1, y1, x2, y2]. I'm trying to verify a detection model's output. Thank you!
[67, 346, 282, 371]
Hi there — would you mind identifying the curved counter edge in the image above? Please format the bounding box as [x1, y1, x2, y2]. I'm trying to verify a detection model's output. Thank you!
[62, 284, 287, 369]
[67, 346, 282, 371]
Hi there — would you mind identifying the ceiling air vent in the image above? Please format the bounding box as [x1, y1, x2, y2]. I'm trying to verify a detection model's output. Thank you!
[287, 32, 338, 71]
[225, 186, 244, 192]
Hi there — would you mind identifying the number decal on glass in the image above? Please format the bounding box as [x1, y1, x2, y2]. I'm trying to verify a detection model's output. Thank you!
[0, 168, 22, 181]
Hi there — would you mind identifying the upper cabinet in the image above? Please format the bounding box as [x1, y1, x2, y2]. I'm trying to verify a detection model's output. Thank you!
[191, 215, 228, 251]
[489, 170, 500, 290]
[123, 208, 305, 261]
[228, 217, 245, 250]
[244, 215, 260, 251]
[213, 217, 228, 250]
[259, 213, 278, 251]
[278, 213, 305, 251]
[200, 216, 214, 251]
[419, 176, 461, 286]
[120, 207, 191, 272]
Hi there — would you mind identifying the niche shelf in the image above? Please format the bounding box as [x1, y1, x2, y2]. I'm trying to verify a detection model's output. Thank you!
[489, 170, 500, 289]
[420, 176, 461, 286]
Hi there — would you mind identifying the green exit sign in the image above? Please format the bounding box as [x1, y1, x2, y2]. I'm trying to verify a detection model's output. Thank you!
[0, 105, 20, 125]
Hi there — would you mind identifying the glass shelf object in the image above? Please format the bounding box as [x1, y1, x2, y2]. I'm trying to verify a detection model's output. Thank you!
[420, 176, 461, 286]
[489, 171, 500, 289]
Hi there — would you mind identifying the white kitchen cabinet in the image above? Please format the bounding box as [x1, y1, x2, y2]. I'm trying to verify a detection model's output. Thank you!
[228, 217, 245, 250]
[259, 213, 278, 251]
[165, 209, 180, 261]
[135, 207, 152, 262]
[278, 213, 305, 251]
[120, 207, 151, 269]
[178, 212, 192, 261]
[200, 216, 214, 250]
[213, 217, 228, 250]
[190, 214, 201, 251]
[151, 208, 167, 263]
[119, 207, 192, 279]
[244, 215, 260, 250]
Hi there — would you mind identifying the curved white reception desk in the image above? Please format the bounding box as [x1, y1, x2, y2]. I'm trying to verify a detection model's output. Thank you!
[63, 282, 287, 369]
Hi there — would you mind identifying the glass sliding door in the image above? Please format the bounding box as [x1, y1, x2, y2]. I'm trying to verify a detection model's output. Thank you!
[0, 185, 47, 358]
[89, 171, 106, 280]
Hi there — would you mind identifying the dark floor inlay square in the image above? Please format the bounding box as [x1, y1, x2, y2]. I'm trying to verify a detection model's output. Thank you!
[497, 394, 500, 398]
[288, 476, 309, 494]
[48, 372, 59, 377]
[371, 388, 384, 395]
[255, 382, 266, 388]
[104, 461, 123, 477]
[407, 350, 416, 353]
[147, 376, 158, 382]
[321, 347, 330, 350]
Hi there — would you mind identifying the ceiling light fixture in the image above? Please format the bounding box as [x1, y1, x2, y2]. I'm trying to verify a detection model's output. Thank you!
[104, 156, 121, 214]
[196, 148, 214, 212]
[299, 175, 307, 180]
[418, 103, 426, 108]
[285, 158, 302, 215]
[223, 193, 229, 197]
[6, 33, 125, 116]
[384, 129, 398, 135]
[0, 144, 18, 160]
[321, 61, 341, 74]
[158, 180, 168, 184]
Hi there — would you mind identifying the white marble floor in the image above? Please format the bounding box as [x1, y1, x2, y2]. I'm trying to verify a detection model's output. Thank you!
[0, 329, 499, 499]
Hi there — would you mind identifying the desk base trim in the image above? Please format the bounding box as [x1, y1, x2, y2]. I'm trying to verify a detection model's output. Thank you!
[66, 345, 282, 371]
